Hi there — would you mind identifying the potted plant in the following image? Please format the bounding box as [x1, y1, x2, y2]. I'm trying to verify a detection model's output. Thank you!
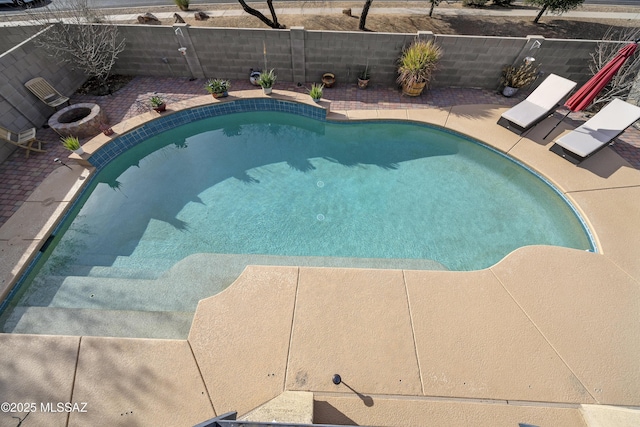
[257, 69, 277, 95]
[397, 39, 442, 97]
[61, 135, 84, 155]
[357, 66, 370, 89]
[500, 62, 538, 97]
[150, 95, 166, 112]
[205, 79, 231, 98]
[308, 83, 324, 102]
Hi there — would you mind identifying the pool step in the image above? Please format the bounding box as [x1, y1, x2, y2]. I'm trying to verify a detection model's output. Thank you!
[21, 253, 448, 313]
[61, 255, 179, 274]
[58, 264, 167, 280]
[2, 306, 193, 339]
[46, 254, 448, 294]
[16, 274, 219, 312]
[4, 253, 448, 339]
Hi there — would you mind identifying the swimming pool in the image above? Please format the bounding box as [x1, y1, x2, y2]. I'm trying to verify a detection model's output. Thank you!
[0, 103, 594, 338]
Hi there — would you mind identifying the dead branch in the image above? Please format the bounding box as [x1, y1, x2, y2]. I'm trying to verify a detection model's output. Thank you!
[588, 27, 640, 112]
[26, 0, 125, 87]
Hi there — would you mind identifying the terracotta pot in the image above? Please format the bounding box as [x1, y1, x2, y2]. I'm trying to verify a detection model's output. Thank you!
[402, 81, 426, 97]
[322, 73, 335, 88]
[153, 103, 166, 112]
[357, 78, 369, 89]
[212, 92, 228, 99]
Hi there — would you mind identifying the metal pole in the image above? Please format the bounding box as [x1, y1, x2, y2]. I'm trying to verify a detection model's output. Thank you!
[543, 110, 571, 140]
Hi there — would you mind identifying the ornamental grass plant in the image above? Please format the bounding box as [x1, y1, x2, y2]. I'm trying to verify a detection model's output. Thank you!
[396, 39, 442, 88]
[500, 62, 539, 88]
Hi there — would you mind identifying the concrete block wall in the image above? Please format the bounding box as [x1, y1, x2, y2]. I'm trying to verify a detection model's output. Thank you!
[105, 25, 601, 91]
[111, 25, 190, 78]
[533, 38, 606, 86]
[304, 31, 415, 87]
[190, 27, 293, 81]
[434, 35, 525, 89]
[0, 26, 85, 162]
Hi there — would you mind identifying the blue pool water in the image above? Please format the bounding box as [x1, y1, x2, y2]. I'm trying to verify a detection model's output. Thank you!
[0, 110, 594, 337]
[67, 113, 591, 268]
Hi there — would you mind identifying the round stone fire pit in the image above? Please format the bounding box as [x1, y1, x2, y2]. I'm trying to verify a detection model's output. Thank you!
[48, 102, 106, 139]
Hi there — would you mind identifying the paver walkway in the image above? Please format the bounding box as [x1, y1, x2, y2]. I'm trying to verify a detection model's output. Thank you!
[1, 76, 639, 228]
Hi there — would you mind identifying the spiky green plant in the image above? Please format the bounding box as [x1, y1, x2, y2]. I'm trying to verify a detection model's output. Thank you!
[60, 136, 80, 151]
[257, 69, 277, 89]
[308, 83, 324, 100]
[396, 39, 442, 88]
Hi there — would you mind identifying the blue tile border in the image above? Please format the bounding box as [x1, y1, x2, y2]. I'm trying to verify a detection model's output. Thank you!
[89, 98, 327, 170]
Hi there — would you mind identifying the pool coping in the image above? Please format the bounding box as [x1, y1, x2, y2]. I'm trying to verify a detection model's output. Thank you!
[1, 89, 639, 426]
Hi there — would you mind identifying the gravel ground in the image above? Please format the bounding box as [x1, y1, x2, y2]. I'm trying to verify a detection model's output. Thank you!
[8, 1, 640, 39]
[111, 1, 640, 39]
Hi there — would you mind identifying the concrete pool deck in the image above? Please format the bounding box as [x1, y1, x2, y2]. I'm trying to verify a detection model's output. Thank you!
[0, 83, 639, 426]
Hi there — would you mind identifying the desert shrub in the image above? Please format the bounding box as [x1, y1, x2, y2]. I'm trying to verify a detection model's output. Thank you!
[463, 0, 488, 6]
[174, 0, 189, 11]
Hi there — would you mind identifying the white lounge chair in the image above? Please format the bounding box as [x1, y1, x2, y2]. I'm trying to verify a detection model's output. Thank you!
[498, 74, 577, 135]
[550, 98, 640, 164]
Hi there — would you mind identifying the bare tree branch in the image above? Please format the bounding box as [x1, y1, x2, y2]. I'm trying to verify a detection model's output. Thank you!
[429, 0, 440, 18]
[359, 0, 373, 31]
[26, 0, 125, 90]
[588, 27, 640, 112]
[237, 0, 285, 29]
[266, 0, 281, 27]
